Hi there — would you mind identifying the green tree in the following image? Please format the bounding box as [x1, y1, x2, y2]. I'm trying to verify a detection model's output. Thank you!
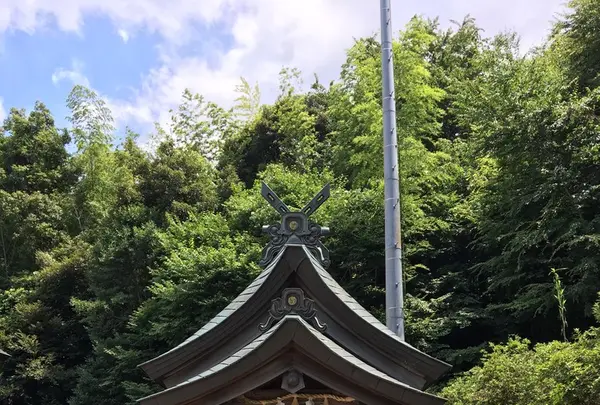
[0, 104, 75, 281]
[552, 0, 600, 91]
[1, 103, 75, 194]
[67, 85, 122, 231]
[157, 89, 236, 162]
[0, 240, 92, 405]
[137, 140, 219, 223]
[233, 77, 261, 120]
[220, 74, 327, 187]
[442, 298, 600, 405]
[454, 29, 600, 342]
[70, 213, 262, 405]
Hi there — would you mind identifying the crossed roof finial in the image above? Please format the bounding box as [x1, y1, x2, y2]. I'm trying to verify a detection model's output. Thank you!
[261, 182, 330, 217]
[259, 182, 331, 269]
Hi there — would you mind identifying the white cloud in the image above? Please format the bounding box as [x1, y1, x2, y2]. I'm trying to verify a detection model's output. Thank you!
[51, 58, 90, 88]
[117, 28, 129, 43]
[0, 0, 228, 42]
[110, 0, 568, 131]
[1, 0, 569, 133]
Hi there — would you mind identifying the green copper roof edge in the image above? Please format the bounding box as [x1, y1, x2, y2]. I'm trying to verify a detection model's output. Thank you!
[138, 315, 446, 405]
[139, 243, 449, 386]
[137, 248, 286, 374]
[300, 245, 452, 378]
[137, 316, 298, 403]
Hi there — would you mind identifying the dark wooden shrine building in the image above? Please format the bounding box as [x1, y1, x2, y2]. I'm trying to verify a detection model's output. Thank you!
[138, 184, 450, 405]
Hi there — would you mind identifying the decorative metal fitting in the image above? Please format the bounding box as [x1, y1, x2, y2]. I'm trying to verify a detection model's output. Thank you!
[259, 288, 327, 332]
[259, 183, 331, 269]
[281, 369, 305, 393]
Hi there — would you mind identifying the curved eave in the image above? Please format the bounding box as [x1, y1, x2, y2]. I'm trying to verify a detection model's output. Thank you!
[138, 316, 446, 405]
[299, 248, 452, 384]
[138, 247, 293, 383]
[139, 245, 450, 386]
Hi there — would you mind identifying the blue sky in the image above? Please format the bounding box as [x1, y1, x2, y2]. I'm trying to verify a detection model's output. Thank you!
[0, 0, 568, 145]
[1, 16, 161, 128]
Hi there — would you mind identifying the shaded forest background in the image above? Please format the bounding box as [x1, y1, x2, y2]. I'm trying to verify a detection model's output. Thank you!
[1, 0, 600, 404]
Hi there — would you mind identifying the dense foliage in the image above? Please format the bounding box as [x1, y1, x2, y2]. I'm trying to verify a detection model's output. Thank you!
[442, 300, 600, 405]
[0, 1, 599, 404]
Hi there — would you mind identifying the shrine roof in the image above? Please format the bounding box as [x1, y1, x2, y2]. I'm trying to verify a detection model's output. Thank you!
[138, 316, 446, 405]
[139, 244, 450, 387]
[138, 183, 451, 403]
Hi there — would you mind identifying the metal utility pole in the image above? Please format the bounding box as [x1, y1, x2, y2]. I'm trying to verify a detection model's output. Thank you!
[380, 0, 405, 340]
